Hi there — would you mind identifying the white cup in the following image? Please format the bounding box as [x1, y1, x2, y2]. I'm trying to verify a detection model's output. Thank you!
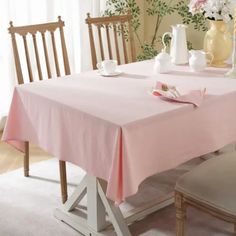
[97, 60, 117, 74]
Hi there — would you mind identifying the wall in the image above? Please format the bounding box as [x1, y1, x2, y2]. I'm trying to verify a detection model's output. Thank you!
[144, 12, 205, 51]
[135, 0, 145, 55]
[140, 1, 234, 55]
[144, 1, 206, 52]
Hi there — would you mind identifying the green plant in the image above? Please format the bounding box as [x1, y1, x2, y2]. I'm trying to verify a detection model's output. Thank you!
[137, 42, 158, 61]
[104, 0, 207, 60]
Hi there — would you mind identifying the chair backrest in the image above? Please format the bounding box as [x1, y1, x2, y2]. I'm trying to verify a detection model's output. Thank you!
[9, 16, 71, 85]
[85, 13, 136, 70]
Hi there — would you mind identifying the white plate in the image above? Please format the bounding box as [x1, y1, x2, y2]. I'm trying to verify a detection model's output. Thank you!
[98, 69, 122, 77]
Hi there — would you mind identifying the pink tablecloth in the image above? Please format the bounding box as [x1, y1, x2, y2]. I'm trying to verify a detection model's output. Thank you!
[3, 60, 236, 203]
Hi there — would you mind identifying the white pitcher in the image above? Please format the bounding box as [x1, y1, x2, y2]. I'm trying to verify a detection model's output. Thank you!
[162, 24, 188, 65]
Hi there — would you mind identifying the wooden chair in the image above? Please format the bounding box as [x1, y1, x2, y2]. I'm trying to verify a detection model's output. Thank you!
[8, 16, 70, 203]
[85, 12, 136, 69]
[175, 152, 236, 235]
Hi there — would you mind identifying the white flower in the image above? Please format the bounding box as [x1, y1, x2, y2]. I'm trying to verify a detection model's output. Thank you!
[189, 0, 233, 22]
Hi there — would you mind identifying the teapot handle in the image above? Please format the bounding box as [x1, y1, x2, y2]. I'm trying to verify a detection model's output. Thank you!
[162, 32, 172, 51]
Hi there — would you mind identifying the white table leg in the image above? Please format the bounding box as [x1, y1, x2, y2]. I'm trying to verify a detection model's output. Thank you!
[87, 175, 106, 231]
[54, 174, 131, 235]
[63, 175, 87, 212]
[54, 173, 174, 235]
[97, 180, 131, 236]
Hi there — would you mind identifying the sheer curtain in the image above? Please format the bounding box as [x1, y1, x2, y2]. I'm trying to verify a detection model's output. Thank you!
[0, 0, 106, 129]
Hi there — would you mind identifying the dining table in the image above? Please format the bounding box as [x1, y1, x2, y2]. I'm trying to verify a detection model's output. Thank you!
[3, 59, 236, 235]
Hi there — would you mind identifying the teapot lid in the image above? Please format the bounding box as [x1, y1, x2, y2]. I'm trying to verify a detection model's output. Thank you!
[190, 50, 206, 56]
[155, 48, 171, 61]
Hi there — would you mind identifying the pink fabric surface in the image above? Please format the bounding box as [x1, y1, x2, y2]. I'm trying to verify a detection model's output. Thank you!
[3, 60, 236, 203]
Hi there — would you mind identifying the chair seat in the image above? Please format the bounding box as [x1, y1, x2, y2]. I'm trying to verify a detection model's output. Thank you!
[175, 152, 236, 216]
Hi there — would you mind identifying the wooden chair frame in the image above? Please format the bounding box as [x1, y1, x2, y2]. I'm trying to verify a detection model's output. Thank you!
[9, 16, 70, 203]
[175, 191, 236, 236]
[85, 12, 136, 69]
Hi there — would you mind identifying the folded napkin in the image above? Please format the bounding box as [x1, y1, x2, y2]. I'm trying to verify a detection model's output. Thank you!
[152, 81, 206, 107]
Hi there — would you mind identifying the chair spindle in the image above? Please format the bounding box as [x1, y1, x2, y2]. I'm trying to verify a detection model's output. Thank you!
[32, 34, 43, 81]
[58, 18, 71, 75]
[106, 25, 113, 59]
[97, 25, 105, 61]
[41, 32, 52, 79]
[23, 35, 33, 82]
[50, 31, 61, 77]
[113, 23, 121, 65]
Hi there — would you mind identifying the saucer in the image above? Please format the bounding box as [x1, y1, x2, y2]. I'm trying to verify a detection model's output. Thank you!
[98, 69, 122, 77]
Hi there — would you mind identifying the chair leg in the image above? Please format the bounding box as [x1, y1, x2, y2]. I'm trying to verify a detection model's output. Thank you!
[175, 192, 186, 236]
[24, 142, 29, 177]
[59, 160, 68, 204]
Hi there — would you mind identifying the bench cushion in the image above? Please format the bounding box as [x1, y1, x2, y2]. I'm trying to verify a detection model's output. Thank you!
[175, 152, 236, 215]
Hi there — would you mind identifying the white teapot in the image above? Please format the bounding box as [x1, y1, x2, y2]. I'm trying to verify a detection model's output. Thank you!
[154, 48, 173, 74]
[189, 50, 213, 72]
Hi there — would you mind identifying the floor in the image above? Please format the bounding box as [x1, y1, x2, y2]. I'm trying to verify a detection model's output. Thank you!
[1, 132, 235, 235]
[0, 132, 51, 174]
[0, 157, 234, 236]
